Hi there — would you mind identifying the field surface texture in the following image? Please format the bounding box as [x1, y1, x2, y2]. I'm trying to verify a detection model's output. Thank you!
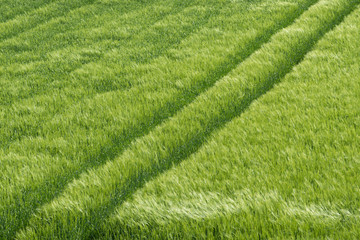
[0, 0, 359, 239]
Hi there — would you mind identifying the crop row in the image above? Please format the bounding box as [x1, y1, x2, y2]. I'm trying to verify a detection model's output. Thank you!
[0, 0, 315, 238]
[15, 0, 360, 238]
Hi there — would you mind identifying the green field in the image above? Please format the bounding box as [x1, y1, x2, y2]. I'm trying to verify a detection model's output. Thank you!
[1, 0, 359, 239]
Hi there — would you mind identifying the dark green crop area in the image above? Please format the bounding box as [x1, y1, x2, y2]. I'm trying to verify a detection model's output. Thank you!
[0, 0, 359, 239]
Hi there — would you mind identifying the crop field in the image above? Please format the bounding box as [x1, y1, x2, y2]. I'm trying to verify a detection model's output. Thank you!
[0, 0, 359, 239]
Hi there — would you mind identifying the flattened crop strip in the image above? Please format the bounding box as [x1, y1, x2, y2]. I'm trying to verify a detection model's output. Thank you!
[17, 0, 359, 239]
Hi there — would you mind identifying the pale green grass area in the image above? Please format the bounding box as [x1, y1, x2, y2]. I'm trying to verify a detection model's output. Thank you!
[99, 5, 360, 239]
[0, 0, 359, 239]
[14, 0, 360, 239]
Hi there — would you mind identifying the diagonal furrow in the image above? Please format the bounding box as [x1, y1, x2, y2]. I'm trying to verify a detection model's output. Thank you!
[15, 0, 359, 238]
[0, 1, 318, 239]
